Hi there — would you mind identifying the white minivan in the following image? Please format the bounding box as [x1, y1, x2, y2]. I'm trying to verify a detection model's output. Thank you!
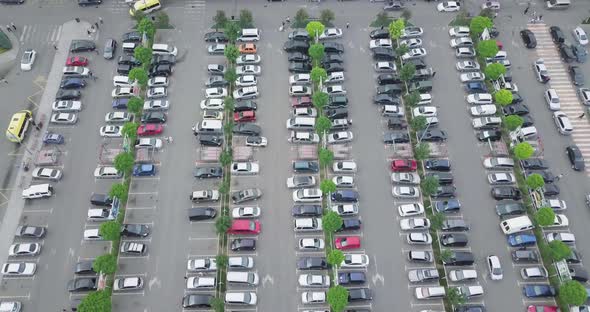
[238, 28, 260, 42]
[500, 215, 533, 235]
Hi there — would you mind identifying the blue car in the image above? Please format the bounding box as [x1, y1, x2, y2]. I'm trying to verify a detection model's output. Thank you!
[465, 82, 487, 93]
[112, 98, 129, 109]
[522, 284, 556, 298]
[331, 190, 359, 203]
[132, 164, 156, 176]
[507, 234, 536, 247]
[42, 132, 64, 144]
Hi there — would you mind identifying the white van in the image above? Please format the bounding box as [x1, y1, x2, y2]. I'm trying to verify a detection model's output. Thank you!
[113, 76, 132, 87]
[286, 117, 315, 130]
[294, 218, 323, 232]
[226, 272, 259, 286]
[238, 28, 260, 42]
[225, 292, 257, 305]
[415, 286, 446, 299]
[500, 216, 534, 235]
[87, 208, 116, 222]
[193, 119, 223, 134]
[546, 0, 570, 9]
[122, 42, 137, 54]
[22, 184, 53, 199]
[152, 44, 178, 56]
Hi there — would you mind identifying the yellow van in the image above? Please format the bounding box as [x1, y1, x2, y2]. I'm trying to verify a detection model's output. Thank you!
[6, 110, 32, 143]
[129, 0, 161, 16]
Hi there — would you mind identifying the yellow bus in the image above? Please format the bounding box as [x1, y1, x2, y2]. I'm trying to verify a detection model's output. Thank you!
[6, 110, 32, 143]
[129, 0, 161, 16]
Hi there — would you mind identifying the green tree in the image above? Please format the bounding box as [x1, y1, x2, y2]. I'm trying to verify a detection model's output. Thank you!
[479, 8, 495, 19]
[399, 63, 416, 84]
[547, 240, 572, 261]
[92, 253, 117, 274]
[311, 67, 328, 88]
[306, 21, 326, 41]
[134, 46, 153, 67]
[224, 67, 238, 87]
[469, 15, 493, 37]
[322, 211, 343, 233]
[396, 43, 409, 58]
[294, 8, 310, 28]
[440, 249, 453, 262]
[109, 183, 129, 203]
[560, 280, 588, 306]
[213, 10, 228, 30]
[224, 96, 235, 112]
[373, 12, 391, 28]
[78, 290, 112, 312]
[122, 122, 139, 140]
[429, 212, 446, 231]
[513, 142, 534, 160]
[218, 181, 230, 195]
[503, 115, 523, 131]
[320, 9, 335, 26]
[316, 116, 332, 135]
[389, 18, 405, 41]
[327, 286, 349, 312]
[128, 68, 148, 88]
[411, 116, 427, 131]
[215, 254, 229, 268]
[224, 44, 240, 64]
[318, 147, 334, 167]
[137, 17, 156, 41]
[154, 12, 171, 29]
[535, 206, 555, 226]
[477, 39, 499, 58]
[114, 152, 134, 174]
[215, 215, 232, 234]
[223, 120, 234, 136]
[484, 63, 506, 81]
[320, 179, 337, 194]
[447, 287, 467, 307]
[312, 92, 329, 111]
[99, 221, 121, 241]
[219, 149, 233, 166]
[414, 142, 430, 160]
[494, 89, 513, 106]
[210, 297, 225, 312]
[308, 44, 326, 67]
[526, 173, 545, 190]
[327, 249, 345, 267]
[224, 21, 241, 43]
[421, 175, 440, 196]
[404, 90, 420, 107]
[239, 9, 254, 28]
[131, 10, 145, 25]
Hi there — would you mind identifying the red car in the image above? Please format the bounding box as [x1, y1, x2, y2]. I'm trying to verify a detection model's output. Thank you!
[527, 306, 558, 312]
[234, 110, 256, 122]
[137, 124, 163, 136]
[66, 56, 89, 66]
[291, 96, 312, 107]
[227, 220, 261, 235]
[390, 159, 417, 172]
[334, 236, 361, 250]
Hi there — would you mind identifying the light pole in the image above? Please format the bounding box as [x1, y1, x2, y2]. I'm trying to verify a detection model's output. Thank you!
[417, 118, 433, 143]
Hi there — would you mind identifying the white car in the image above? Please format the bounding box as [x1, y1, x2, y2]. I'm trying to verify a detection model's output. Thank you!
[83, 229, 103, 240]
[417, 94, 432, 105]
[483, 157, 514, 169]
[99, 125, 122, 138]
[407, 232, 432, 244]
[203, 110, 223, 120]
[52, 100, 82, 112]
[401, 48, 427, 60]
[147, 87, 167, 99]
[236, 54, 261, 65]
[332, 175, 355, 188]
[207, 43, 226, 54]
[370, 39, 393, 49]
[93, 166, 122, 179]
[331, 204, 359, 216]
[400, 218, 431, 231]
[205, 87, 228, 99]
[135, 138, 162, 149]
[486, 255, 503, 280]
[8, 243, 41, 257]
[533, 59, 550, 82]
[143, 100, 169, 111]
[412, 106, 437, 118]
[245, 136, 267, 147]
[50, 112, 77, 124]
[292, 107, 317, 117]
[460, 72, 485, 82]
[105, 111, 132, 123]
[207, 64, 226, 75]
[1, 262, 36, 276]
[236, 75, 258, 87]
[437, 1, 460, 11]
[401, 26, 424, 39]
[112, 86, 134, 98]
[374, 61, 396, 72]
[230, 161, 259, 175]
[289, 73, 311, 85]
[578, 87, 590, 105]
[574, 26, 589, 45]
[392, 186, 420, 198]
[32, 167, 62, 181]
[200, 98, 225, 110]
[298, 274, 330, 287]
[20, 49, 37, 71]
[236, 65, 261, 75]
[301, 291, 326, 304]
[286, 175, 317, 188]
[233, 86, 259, 100]
[456, 60, 480, 71]
[228, 256, 254, 269]
[455, 285, 484, 298]
[333, 161, 357, 173]
[456, 47, 476, 58]
[544, 214, 569, 227]
[322, 85, 347, 95]
[449, 26, 470, 37]
[319, 28, 343, 40]
[467, 93, 493, 105]
[448, 269, 478, 282]
[391, 172, 421, 185]
[290, 85, 312, 96]
[470, 105, 496, 116]
[546, 198, 567, 211]
[290, 131, 319, 144]
[553, 111, 573, 135]
[147, 76, 169, 87]
[450, 37, 473, 48]
[340, 254, 369, 268]
[398, 203, 425, 216]
[520, 266, 548, 279]
[113, 276, 144, 291]
[399, 38, 423, 48]
[546, 232, 575, 244]
[327, 131, 354, 144]
[186, 276, 216, 289]
[292, 188, 323, 203]
[113, 75, 133, 87]
[545, 89, 561, 110]
[326, 71, 345, 84]
[298, 238, 325, 251]
[187, 258, 217, 272]
[231, 206, 261, 218]
[487, 172, 515, 184]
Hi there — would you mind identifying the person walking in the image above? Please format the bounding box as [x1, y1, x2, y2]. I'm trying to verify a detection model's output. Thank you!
[75, 17, 80, 23]
[579, 112, 586, 119]
[538, 15, 543, 21]
[346, 22, 350, 29]
[53, 44, 58, 50]
[98, 17, 103, 24]
[5, 26, 11, 32]
[94, 22, 99, 29]
[10, 22, 16, 31]
[524, 7, 529, 14]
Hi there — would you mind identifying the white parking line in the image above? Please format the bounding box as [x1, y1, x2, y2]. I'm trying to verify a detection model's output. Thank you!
[126, 206, 156, 210]
[112, 291, 145, 296]
[188, 237, 218, 241]
[0, 294, 30, 300]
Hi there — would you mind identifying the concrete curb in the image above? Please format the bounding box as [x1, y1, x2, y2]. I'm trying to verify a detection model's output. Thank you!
[0, 26, 21, 79]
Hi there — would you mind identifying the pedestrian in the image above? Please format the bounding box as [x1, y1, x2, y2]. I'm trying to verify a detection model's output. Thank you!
[169, 136, 173, 143]
[183, 276, 187, 280]
[432, 71, 436, 77]
[94, 22, 99, 29]
[524, 7, 529, 14]
[98, 17, 103, 24]
[380, 25, 384, 30]
[5, 26, 10, 32]
[286, 16, 290, 23]
[282, 21, 285, 27]
[87, 30, 91, 35]
[539, 15, 543, 20]
[75, 17, 80, 23]
[89, 71, 93, 77]
[53, 44, 58, 50]
[532, 11, 537, 18]
[556, 174, 564, 181]
[63, 309, 67, 311]
[10, 22, 16, 31]
[346, 22, 350, 29]
[579, 112, 586, 119]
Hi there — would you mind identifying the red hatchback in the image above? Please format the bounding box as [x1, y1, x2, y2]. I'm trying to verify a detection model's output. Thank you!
[527, 306, 558, 312]
[137, 124, 163, 136]
[66, 56, 89, 66]
[335, 236, 361, 250]
[291, 96, 312, 107]
[234, 110, 256, 122]
[391, 159, 417, 172]
[227, 220, 261, 235]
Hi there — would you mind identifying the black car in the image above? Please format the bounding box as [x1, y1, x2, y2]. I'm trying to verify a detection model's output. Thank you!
[297, 257, 328, 270]
[569, 267, 589, 283]
[566, 145, 585, 171]
[60, 78, 86, 89]
[119, 55, 142, 66]
[376, 84, 403, 96]
[526, 170, 555, 183]
[205, 76, 228, 88]
[432, 186, 456, 198]
[122, 31, 142, 43]
[348, 288, 373, 302]
[331, 190, 359, 202]
[336, 218, 362, 232]
[491, 186, 521, 200]
[503, 103, 529, 116]
[233, 123, 261, 136]
[199, 134, 223, 147]
[246, 136, 266, 146]
[455, 305, 486, 312]
[149, 64, 173, 77]
[372, 47, 395, 61]
[15, 225, 46, 238]
[424, 159, 451, 171]
[78, 0, 101, 5]
[542, 183, 560, 196]
[404, 58, 427, 70]
[328, 95, 348, 107]
[141, 112, 166, 124]
[559, 44, 576, 63]
[377, 74, 402, 85]
[512, 249, 539, 263]
[477, 130, 502, 141]
[74, 260, 96, 275]
[283, 40, 309, 53]
[369, 29, 390, 39]
[387, 117, 407, 130]
[117, 63, 132, 75]
[323, 42, 344, 53]
[426, 172, 453, 185]
[151, 54, 176, 66]
[338, 272, 366, 285]
[288, 30, 310, 41]
[434, 199, 461, 213]
[324, 108, 348, 120]
[520, 29, 537, 48]
[288, 61, 312, 73]
[121, 224, 150, 237]
[521, 115, 535, 127]
[204, 31, 228, 43]
[572, 44, 588, 63]
[293, 161, 319, 173]
[383, 132, 410, 144]
[188, 207, 217, 221]
[182, 294, 213, 309]
[322, 53, 344, 64]
[440, 233, 468, 247]
[70, 40, 96, 52]
[193, 165, 223, 179]
[324, 62, 344, 73]
[441, 219, 469, 231]
[56, 90, 81, 100]
[288, 52, 309, 62]
[569, 65, 585, 86]
[384, 0, 404, 10]
[495, 201, 525, 216]
[550, 26, 565, 44]
[443, 251, 475, 266]
[67, 277, 97, 292]
[521, 158, 549, 170]
[234, 101, 257, 112]
[231, 238, 256, 251]
[292, 205, 322, 217]
[417, 129, 447, 142]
